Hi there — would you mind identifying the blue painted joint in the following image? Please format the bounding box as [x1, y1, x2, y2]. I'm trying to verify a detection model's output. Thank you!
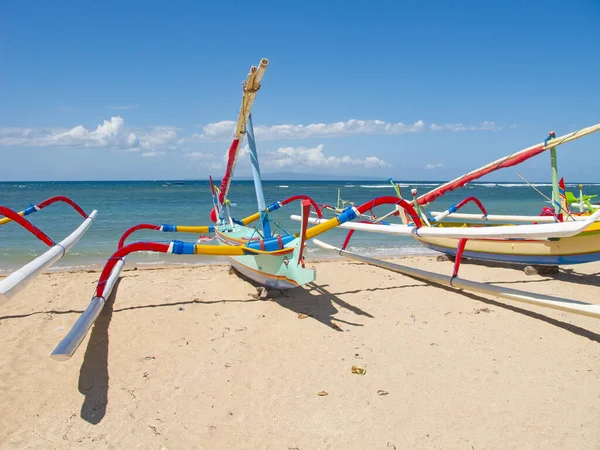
[379, 220, 391, 226]
[208, 225, 215, 232]
[267, 202, 281, 212]
[233, 219, 244, 225]
[246, 234, 295, 251]
[162, 224, 176, 232]
[170, 240, 195, 255]
[448, 205, 457, 214]
[337, 207, 357, 224]
[23, 205, 37, 216]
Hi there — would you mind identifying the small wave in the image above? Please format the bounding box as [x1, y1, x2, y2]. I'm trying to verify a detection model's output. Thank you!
[278, 185, 289, 188]
[344, 184, 355, 188]
[497, 183, 551, 187]
[360, 185, 392, 189]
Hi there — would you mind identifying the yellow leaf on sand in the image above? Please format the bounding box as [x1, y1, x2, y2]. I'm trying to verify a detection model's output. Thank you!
[351, 366, 367, 375]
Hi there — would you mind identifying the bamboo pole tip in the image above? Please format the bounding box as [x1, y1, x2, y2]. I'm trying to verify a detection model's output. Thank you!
[260, 58, 269, 68]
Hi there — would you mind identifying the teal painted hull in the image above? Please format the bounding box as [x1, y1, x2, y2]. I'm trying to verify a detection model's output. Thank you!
[216, 224, 315, 289]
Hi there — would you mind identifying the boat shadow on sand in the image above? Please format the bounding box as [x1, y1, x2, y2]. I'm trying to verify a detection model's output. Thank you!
[78, 278, 120, 425]
[74, 274, 381, 424]
[447, 257, 600, 288]
[2, 268, 597, 426]
[398, 271, 600, 345]
[231, 268, 379, 331]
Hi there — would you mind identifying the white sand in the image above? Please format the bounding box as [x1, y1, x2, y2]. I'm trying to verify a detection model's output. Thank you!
[1, 256, 599, 449]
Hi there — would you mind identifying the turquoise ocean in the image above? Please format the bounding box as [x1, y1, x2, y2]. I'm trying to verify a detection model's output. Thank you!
[1, 180, 598, 273]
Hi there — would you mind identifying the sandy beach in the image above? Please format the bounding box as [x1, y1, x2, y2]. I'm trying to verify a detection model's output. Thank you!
[0, 256, 599, 449]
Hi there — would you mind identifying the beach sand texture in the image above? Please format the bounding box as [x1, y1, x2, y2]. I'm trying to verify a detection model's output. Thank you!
[0, 257, 599, 449]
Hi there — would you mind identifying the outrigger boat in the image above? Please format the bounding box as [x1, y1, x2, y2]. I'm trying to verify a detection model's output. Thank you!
[49, 58, 412, 360]
[297, 124, 600, 267]
[0, 196, 97, 301]
[294, 124, 600, 319]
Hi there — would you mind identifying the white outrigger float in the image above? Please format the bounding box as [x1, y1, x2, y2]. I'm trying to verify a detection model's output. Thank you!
[313, 239, 600, 320]
[0, 197, 97, 301]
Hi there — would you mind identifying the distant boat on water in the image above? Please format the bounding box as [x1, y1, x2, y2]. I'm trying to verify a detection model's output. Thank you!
[175, 181, 185, 185]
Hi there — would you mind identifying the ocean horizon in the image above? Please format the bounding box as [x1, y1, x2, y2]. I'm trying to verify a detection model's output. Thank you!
[2, 179, 597, 273]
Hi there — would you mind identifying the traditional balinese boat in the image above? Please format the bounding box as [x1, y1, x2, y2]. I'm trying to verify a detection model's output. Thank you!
[0, 196, 97, 301]
[298, 125, 600, 319]
[48, 58, 412, 360]
[298, 125, 600, 267]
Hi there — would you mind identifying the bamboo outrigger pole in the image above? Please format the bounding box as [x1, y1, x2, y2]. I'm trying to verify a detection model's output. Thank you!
[416, 123, 600, 206]
[313, 239, 600, 320]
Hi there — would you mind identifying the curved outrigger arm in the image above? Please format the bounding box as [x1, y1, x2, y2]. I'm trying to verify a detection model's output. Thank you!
[230, 194, 323, 226]
[0, 195, 89, 227]
[429, 196, 488, 223]
[117, 195, 323, 249]
[50, 239, 295, 361]
[51, 197, 408, 361]
[0, 204, 97, 302]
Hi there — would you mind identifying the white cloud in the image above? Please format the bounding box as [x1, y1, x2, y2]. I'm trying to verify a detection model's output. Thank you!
[264, 144, 390, 169]
[0, 116, 507, 169]
[424, 163, 443, 170]
[107, 104, 138, 110]
[0, 117, 139, 150]
[0, 117, 181, 153]
[430, 121, 500, 132]
[138, 126, 180, 151]
[183, 151, 212, 160]
[194, 119, 426, 141]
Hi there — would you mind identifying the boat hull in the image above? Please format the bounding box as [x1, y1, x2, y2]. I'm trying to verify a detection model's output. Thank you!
[414, 222, 600, 266]
[215, 225, 315, 289]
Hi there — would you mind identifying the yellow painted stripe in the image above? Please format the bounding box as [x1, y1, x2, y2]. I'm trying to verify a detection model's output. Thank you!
[176, 225, 212, 233]
[242, 212, 261, 225]
[194, 244, 246, 255]
[304, 217, 340, 240]
[194, 243, 293, 256]
[0, 210, 26, 226]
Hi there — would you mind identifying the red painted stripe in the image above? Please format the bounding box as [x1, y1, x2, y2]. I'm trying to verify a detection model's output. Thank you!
[218, 138, 241, 205]
[36, 196, 88, 218]
[118, 224, 162, 249]
[455, 196, 487, 216]
[355, 196, 422, 228]
[341, 229, 355, 250]
[96, 242, 170, 298]
[0, 205, 54, 247]
[280, 195, 323, 218]
[452, 238, 468, 277]
[418, 145, 546, 205]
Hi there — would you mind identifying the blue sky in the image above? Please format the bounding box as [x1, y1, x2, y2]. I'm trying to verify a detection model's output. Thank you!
[1, 0, 599, 181]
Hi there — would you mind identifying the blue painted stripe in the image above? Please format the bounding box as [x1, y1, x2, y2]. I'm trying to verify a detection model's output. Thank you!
[422, 243, 600, 266]
[245, 234, 296, 251]
[23, 205, 37, 216]
[170, 240, 196, 255]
